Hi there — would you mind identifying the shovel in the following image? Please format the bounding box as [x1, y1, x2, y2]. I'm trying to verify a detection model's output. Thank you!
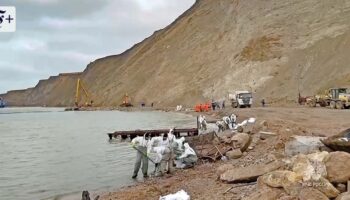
[214, 145, 228, 161]
[132, 146, 157, 164]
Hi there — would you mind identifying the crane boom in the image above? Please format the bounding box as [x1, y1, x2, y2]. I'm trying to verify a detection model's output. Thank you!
[74, 78, 92, 107]
[75, 78, 81, 106]
[79, 80, 90, 99]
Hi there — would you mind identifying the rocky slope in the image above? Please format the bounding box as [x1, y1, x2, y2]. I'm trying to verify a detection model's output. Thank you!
[2, 0, 350, 107]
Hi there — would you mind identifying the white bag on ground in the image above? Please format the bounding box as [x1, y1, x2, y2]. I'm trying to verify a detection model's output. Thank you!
[159, 190, 190, 200]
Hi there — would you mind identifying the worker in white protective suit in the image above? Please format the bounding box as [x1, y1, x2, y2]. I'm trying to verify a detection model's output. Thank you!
[168, 131, 186, 173]
[230, 114, 237, 126]
[176, 143, 198, 169]
[216, 120, 226, 132]
[198, 115, 207, 131]
[222, 115, 233, 130]
[131, 134, 150, 179]
[216, 113, 239, 132]
[176, 105, 183, 111]
[172, 136, 185, 157]
[148, 134, 171, 176]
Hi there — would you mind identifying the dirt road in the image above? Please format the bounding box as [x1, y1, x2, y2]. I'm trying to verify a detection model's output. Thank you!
[232, 106, 350, 136]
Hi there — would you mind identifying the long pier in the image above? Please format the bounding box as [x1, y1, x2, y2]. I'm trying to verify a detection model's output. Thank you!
[107, 128, 199, 140]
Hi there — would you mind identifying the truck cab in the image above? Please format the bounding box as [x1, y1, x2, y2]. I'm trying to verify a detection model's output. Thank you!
[329, 88, 350, 109]
[229, 91, 253, 108]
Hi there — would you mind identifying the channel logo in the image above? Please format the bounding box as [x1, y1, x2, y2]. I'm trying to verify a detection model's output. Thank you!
[0, 6, 16, 32]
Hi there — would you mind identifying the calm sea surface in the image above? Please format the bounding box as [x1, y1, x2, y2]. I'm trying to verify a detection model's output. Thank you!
[0, 107, 195, 200]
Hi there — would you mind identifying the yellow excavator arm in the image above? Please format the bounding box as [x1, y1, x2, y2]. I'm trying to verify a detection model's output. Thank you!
[75, 78, 92, 107]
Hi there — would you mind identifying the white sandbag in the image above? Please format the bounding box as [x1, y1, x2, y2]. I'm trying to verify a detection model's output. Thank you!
[159, 190, 190, 200]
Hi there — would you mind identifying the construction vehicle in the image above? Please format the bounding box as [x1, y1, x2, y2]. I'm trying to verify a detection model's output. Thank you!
[120, 93, 133, 107]
[306, 88, 350, 109]
[229, 91, 253, 108]
[329, 88, 350, 109]
[75, 78, 93, 107]
[305, 91, 330, 108]
[194, 102, 211, 112]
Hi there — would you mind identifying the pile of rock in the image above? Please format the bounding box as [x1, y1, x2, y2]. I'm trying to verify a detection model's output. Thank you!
[193, 130, 254, 161]
[218, 130, 252, 160]
[217, 151, 350, 200]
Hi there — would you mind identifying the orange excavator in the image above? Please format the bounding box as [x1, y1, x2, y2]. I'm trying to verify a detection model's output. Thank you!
[120, 93, 133, 107]
[75, 78, 93, 107]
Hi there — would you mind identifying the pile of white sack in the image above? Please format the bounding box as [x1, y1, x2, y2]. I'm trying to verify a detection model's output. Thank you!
[159, 190, 190, 200]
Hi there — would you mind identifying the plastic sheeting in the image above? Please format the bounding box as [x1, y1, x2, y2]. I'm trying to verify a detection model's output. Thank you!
[159, 190, 190, 200]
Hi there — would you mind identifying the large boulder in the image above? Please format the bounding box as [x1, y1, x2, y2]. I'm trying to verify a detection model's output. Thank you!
[260, 131, 278, 140]
[336, 192, 350, 200]
[226, 149, 243, 159]
[217, 130, 235, 144]
[220, 161, 284, 183]
[285, 136, 326, 156]
[283, 152, 327, 182]
[309, 160, 327, 181]
[219, 130, 235, 138]
[290, 153, 328, 182]
[298, 187, 329, 200]
[257, 176, 272, 190]
[261, 170, 300, 188]
[216, 164, 234, 175]
[306, 151, 329, 162]
[292, 155, 315, 181]
[325, 151, 350, 183]
[259, 120, 269, 131]
[260, 170, 303, 196]
[310, 177, 340, 198]
[321, 128, 350, 153]
[231, 133, 252, 152]
[242, 188, 284, 200]
[282, 181, 303, 197]
[307, 152, 329, 180]
[277, 195, 299, 200]
[260, 169, 338, 197]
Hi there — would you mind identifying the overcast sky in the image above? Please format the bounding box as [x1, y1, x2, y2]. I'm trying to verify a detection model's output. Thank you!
[0, 0, 195, 94]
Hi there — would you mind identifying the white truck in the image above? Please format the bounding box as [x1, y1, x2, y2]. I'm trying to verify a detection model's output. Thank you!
[228, 91, 253, 108]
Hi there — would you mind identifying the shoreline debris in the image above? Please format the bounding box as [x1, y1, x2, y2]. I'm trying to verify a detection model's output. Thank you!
[159, 190, 190, 200]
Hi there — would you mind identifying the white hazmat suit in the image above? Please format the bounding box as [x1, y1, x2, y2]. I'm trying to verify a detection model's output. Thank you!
[175, 143, 197, 169]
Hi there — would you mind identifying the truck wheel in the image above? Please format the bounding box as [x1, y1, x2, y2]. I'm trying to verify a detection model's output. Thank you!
[319, 100, 327, 107]
[330, 101, 336, 109]
[336, 101, 344, 109]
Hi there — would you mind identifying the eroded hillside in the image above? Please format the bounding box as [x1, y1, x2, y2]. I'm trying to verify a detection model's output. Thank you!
[2, 0, 350, 107]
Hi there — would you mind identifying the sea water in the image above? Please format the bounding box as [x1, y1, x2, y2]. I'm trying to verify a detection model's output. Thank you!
[0, 107, 195, 200]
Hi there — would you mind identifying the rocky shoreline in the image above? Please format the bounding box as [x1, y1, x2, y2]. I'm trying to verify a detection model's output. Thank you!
[94, 107, 350, 200]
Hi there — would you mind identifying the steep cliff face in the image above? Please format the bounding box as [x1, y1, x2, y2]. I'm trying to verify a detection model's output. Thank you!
[2, 0, 350, 107]
[3, 73, 80, 106]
